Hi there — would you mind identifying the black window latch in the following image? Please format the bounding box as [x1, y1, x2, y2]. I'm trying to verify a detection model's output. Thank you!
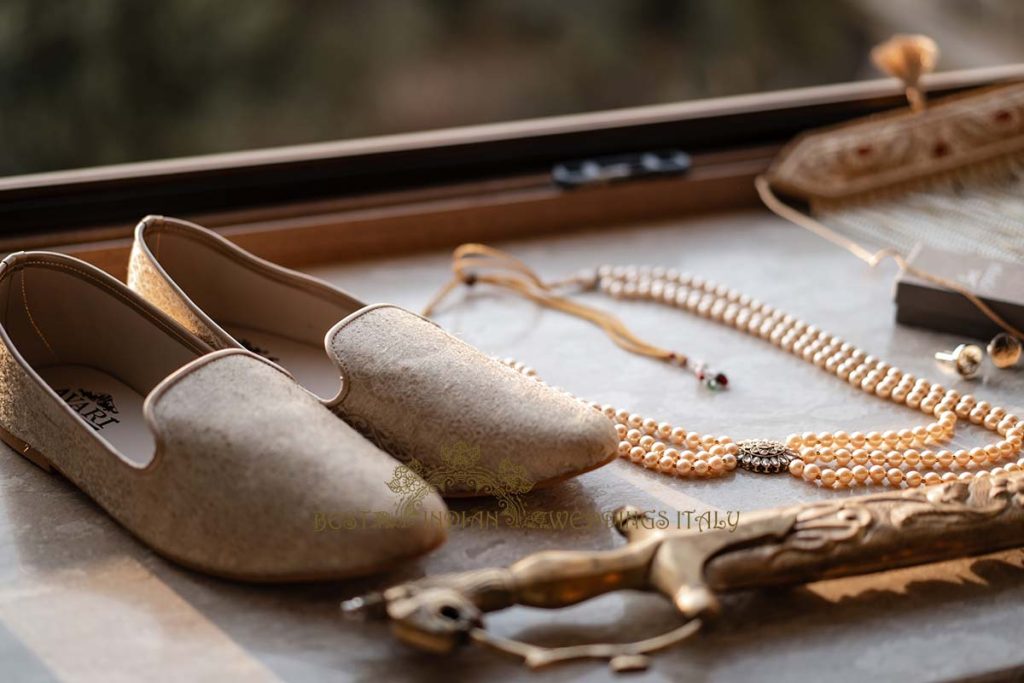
[552, 150, 691, 189]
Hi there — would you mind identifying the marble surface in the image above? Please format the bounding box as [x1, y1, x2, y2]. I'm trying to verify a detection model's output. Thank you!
[2, 209, 1023, 682]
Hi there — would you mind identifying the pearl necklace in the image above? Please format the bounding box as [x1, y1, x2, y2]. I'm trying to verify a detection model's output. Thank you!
[426, 245, 1024, 491]
[588, 264, 1024, 489]
[504, 264, 1024, 490]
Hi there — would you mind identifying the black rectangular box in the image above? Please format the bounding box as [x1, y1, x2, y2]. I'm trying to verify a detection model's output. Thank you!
[895, 244, 1024, 340]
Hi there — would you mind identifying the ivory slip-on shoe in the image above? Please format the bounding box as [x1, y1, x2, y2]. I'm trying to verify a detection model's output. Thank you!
[0, 251, 446, 582]
[128, 216, 617, 496]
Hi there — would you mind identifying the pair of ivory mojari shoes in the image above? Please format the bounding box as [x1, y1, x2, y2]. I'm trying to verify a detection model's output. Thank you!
[0, 216, 616, 581]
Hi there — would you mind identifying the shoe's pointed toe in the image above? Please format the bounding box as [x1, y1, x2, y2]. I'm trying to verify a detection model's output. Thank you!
[143, 351, 447, 580]
[326, 305, 617, 495]
[529, 396, 620, 484]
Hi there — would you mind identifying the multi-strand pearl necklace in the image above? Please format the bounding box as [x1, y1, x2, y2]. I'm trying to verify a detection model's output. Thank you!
[427, 244, 1023, 491]
[503, 264, 1024, 490]
[584, 264, 1024, 489]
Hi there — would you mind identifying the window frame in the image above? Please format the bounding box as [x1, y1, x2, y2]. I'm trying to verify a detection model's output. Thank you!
[1, 63, 1022, 250]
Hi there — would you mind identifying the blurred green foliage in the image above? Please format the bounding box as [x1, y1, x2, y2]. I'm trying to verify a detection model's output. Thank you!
[2, 0, 1022, 176]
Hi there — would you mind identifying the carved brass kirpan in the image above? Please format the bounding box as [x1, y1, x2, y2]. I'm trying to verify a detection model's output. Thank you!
[344, 471, 1024, 673]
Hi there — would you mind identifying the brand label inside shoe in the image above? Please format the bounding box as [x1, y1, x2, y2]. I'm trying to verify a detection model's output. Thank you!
[55, 388, 121, 432]
[238, 337, 280, 363]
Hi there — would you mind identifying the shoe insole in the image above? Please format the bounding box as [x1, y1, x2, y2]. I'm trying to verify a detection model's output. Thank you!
[38, 365, 154, 467]
[224, 325, 341, 400]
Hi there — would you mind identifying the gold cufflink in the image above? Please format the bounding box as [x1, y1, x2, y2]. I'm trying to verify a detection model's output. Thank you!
[987, 333, 1022, 369]
[935, 343, 982, 378]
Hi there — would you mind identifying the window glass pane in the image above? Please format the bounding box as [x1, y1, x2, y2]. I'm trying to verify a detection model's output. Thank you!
[4, 0, 1023, 176]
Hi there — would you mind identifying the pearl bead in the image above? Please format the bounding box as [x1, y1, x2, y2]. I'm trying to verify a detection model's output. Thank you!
[998, 417, 1017, 435]
[820, 468, 838, 487]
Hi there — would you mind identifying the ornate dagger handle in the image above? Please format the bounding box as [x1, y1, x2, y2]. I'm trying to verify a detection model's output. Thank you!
[342, 509, 666, 655]
[343, 472, 1024, 671]
[399, 537, 660, 613]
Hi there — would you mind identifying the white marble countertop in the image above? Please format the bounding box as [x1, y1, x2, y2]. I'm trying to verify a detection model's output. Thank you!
[2, 208, 1022, 682]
